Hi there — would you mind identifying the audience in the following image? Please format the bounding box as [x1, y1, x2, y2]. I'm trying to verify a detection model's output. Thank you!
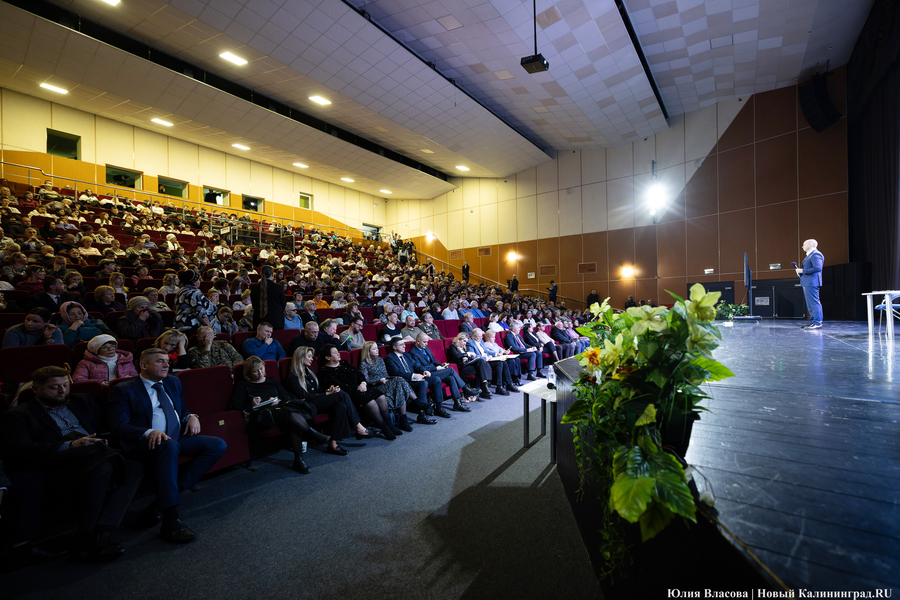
[240, 322, 286, 362]
[72, 334, 139, 384]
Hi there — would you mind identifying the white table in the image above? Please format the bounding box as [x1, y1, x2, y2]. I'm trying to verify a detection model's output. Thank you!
[861, 291, 900, 338]
[519, 378, 557, 463]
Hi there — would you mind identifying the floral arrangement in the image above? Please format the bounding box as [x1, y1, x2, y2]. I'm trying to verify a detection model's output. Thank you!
[562, 284, 734, 578]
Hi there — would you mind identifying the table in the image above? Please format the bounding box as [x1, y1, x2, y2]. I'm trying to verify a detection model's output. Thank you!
[861, 291, 900, 338]
[519, 378, 558, 463]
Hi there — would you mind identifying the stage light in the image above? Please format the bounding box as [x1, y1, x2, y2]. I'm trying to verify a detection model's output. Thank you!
[646, 183, 666, 214]
[621, 266, 635, 278]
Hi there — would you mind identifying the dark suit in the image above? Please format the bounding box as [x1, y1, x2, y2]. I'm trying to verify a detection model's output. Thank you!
[550, 327, 576, 358]
[407, 344, 463, 401]
[446, 344, 491, 383]
[504, 330, 543, 373]
[800, 249, 825, 325]
[467, 339, 512, 386]
[547, 284, 558, 303]
[28, 292, 64, 313]
[458, 322, 474, 334]
[108, 376, 226, 510]
[385, 352, 430, 412]
[0, 394, 143, 535]
[300, 310, 321, 326]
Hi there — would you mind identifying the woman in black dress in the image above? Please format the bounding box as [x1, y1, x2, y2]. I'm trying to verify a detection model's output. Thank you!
[284, 346, 375, 445]
[316, 345, 403, 440]
[229, 356, 337, 474]
[250, 265, 286, 330]
[446, 333, 493, 400]
[523, 322, 559, 363]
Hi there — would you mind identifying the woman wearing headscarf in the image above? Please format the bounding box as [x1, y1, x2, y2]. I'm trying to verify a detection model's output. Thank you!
[250, 265, 286, 330]
[58, 301, 115, 347]
[72, 334, 138, 385]
[162, 233, 180, 253]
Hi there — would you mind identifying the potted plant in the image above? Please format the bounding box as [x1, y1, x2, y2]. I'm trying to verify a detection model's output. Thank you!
[561, 284, 735, 579]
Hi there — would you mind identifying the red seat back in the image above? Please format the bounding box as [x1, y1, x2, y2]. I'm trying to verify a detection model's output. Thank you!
[232, 360, 280, 383]
[428, 339, 447, 363]
[232, 331, 254, 351]
[272, 329, 299, 350]
[180, 366, 233, 416]
[0, 345, 71, 384]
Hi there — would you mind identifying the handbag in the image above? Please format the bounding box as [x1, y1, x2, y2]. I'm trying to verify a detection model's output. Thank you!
[251, 406, 278, 430]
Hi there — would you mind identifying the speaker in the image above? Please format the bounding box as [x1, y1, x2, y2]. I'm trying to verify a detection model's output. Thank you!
[799, 73, 842, 132]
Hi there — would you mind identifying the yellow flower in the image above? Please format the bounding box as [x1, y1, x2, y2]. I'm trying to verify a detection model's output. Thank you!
[590, 297, 612, 317]
[626, 305, 668, 336]
[685, 283, 720, 322]
[579, 346, 604, 372]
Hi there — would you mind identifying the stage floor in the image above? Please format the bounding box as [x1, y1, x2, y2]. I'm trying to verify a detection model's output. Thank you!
[686, 320, 900, 592]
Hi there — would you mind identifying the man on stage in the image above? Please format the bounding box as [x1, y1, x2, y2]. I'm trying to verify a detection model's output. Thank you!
[796, 239, 824, 330]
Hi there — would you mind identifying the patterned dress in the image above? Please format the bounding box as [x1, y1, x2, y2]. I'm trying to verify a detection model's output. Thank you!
[174, 285, 216, 332]
[359, 357, 414, 410]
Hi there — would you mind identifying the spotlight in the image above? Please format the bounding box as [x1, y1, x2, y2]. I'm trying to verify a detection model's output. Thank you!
[508, 251, 518, 261]
[646, 183, 665, 214]
[621, 266, 635, 278]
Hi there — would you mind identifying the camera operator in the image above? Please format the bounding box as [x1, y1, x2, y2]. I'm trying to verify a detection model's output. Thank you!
[116, 296, 165, 344]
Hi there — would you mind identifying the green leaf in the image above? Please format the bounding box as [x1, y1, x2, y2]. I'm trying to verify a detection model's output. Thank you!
[638, 503, 674, 541]
[625, 446, 653, 477]
[610, 476, 656, 523]
[635, 404, 657, 427]
[561, 398, 590, 423]
[666, 289, 684, 303]
[690, 357, 735, 381]
[654, 471, 697, 522]
[648, 368, 669, 388]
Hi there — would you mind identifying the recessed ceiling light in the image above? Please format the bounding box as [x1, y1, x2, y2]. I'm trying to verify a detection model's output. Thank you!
[420, 149, 434, 154]
[309, 96, 331, 105]
[293, 162, 308, 168]
[39, 83, 68, 94]
[341, 177, 355, 183]
[232, 143, 250, 150]
[220, 52, 247, 66]
[151, 118, 173, 126]
[379, 190, 392, 194]
[456, 166, 470, 171]
[100, 0, 120, 5]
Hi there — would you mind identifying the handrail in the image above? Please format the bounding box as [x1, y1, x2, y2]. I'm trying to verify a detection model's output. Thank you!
[0, 159, 375, 243]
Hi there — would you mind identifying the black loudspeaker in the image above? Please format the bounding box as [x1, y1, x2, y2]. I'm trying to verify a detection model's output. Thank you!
[798, 73, 842, 132]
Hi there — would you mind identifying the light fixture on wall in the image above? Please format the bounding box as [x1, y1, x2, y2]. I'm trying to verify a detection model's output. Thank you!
[426, 231, 435, 242]
[621, 266, 635, 278]
[507, 251, 519, 262]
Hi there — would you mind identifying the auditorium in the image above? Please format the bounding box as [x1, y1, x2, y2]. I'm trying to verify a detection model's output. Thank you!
[0, 0, 897, 598]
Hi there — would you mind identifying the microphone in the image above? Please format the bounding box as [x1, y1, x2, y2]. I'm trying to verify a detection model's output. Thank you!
[791, 261, 798, 268]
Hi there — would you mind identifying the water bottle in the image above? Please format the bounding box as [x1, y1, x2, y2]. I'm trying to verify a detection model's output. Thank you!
[547, 366, 557, 390]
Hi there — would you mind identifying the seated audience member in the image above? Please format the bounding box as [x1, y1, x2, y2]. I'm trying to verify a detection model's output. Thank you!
[16, 265, 46, 295]
[318, 319, 342, 348]
[339, 316, 366, 351]
[458, 312, 476, 334]
[624, 295, 637, 309]
[316, 345, 402, 440]
[187, 326, 243, 369]
[2, 252, 28, 278]
[29, 275, 66, 313]
[504, 322, 545, 380]
[417, 311, 443, 340]
[237, 305, 254, 332]
[213, 306, 239, 335]
[240, 322, 286, 361]
[408, 333, 476, 412]
[379, 311, 411, 346]
[357, 341, 415, 431]
[285, 317, 324, 355]
[467, 328, 516, 396]
[300, 300, 320, 326]
[340, 302, 366, 326]
[232, 289, 251, 311]
[0, 366, 144, 562]
[88, 285, 125, 316]
[159, 274, 180, 297]
[483, 329, 521, 385]
[283, 302, 303, 331]
[442, 300, 460, 320]
[72, 334, 139, 385]
[108, 348, 227, 543]
[1, 308, 63, 347]
[58, 301, 116, 347]
[313, 289, 329, 309]
[330, 291, 347, 309]
[550, 321, 577, 358]
[400, 314, 423, 341]
[524, 322, 559, 363]
[143, 288, 170, 312]
[446, 333, 493, 399]
[117, 296, 166, 344]
[154, 329, 191, 371]
[384, 337, 437, 424]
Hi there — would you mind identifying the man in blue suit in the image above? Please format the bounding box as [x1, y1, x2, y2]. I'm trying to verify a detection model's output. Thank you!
[504, 322, 545, 380]
[384, 338, 437, 425]
[108, 348, 227, 543]
[795, 239, 825, 330]
[408, 333, 477, 413]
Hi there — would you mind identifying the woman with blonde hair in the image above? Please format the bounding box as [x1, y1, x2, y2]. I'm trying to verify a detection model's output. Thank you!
[109, 272, 128, 294]
[285, 346, 372, 451]
[446, 332, 493, 399]
[154, 328, 191, 370]
[358, 340, 414, 431]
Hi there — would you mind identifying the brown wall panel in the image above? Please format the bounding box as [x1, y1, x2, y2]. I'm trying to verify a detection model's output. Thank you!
[798, 119, 848, 199]
[719, 208, 756, 274]
[718, 145, 755, 212]
[479, 245, 500, 283]
[607, 228, 635, 280]
[685, 154, 718, 218]
[516, 240, 538, 288]
[799, 193, 849, 265]
[659, 187, 686, 224]
[558, 282, 584, 307]
[634, 225, 657, 280]
[582, 231, 609, 282]
[609, 279, 636, 309]
[587, 282, 609, 304]
[657, 220, 687, 277]
[718, 96, 754, 151]
[755, 87, 797, 141]
[537, 237, 560, 286]
[559, 234, 584, 284]
[756, 201, 799, 276]
[658, 277, 688, 305]
[685, 216, 718, 277]
[635, 279, 658, 305]
[498, 243, 517, 284]
[756, 133, 797, 205]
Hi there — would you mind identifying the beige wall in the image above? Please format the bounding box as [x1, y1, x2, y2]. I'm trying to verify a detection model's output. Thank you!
[0, 87, 388, 230]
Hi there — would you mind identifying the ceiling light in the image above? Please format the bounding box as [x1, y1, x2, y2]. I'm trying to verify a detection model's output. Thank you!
[621, 266, 635, 278]
[100, 0, 120, 5]
[341, 177, 355, 183]
[39, 83, 68, 94]
[220, 52, 247, 66]
[456, 166, 470, 171]
[293, 162, 308, 168]
[232, 143, 250, 150]
[421, 149, 434, 154]
[309, 96, 331, 105]
[379, 190, 392, 194]
[151, 118, 173, 127]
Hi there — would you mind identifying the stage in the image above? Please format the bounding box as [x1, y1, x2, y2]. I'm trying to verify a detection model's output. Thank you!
[686, 320, 900, 591]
